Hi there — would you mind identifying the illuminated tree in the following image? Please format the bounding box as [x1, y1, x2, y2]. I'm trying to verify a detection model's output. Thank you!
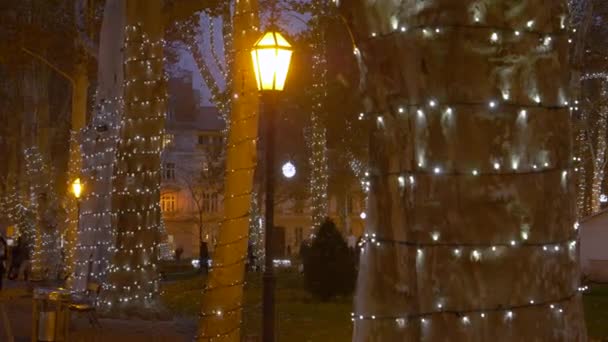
[73, 1, 212, 317]
[196, 0, 261, 339]
[339, 1, 588, 340]
[571, 0, 608, 216]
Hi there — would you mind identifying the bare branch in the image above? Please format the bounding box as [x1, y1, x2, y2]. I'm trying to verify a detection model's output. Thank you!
[185, 37, 225, 111]
[21, 47, 74, 85]
[208, 16, 227, 78]
[221, 8, 233, 77]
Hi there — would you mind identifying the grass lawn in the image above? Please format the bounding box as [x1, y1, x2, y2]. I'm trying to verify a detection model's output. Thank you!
[162, 271, 352, 341]
[162, 273, 608, 341]
[584, 284, 608, 339]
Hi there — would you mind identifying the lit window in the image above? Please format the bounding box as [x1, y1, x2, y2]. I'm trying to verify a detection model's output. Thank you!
[161, 194, 176, 212]
[163, 163, 175, 180]
[162, 134, 174, 149]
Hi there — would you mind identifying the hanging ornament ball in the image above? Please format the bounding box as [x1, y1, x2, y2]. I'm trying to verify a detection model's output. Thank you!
[282, 161, 296, 179]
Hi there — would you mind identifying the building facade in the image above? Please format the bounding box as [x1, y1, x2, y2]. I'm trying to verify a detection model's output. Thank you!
[161, 76, 366, 259]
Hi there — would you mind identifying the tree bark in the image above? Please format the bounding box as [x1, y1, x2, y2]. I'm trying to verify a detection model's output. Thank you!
[340, 0, 587, 340]
[72, 0, 125, 292]
[99, 0, 166, 319]
[590, 92, 607, 213]
[197, 0, 260, 339]
[310, 12, 330, 231]
[64, 59, 88, 287]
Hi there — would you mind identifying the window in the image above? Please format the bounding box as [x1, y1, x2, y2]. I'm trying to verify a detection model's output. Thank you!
[162, 134, 174, 149]
[295, 227, 303, 247]
[163, 163, 175, 180]
[161, 194, 176, 212]
[203, 192, 219, 213]
[198, 134, 223, 150]
[347, 195, 355, 214]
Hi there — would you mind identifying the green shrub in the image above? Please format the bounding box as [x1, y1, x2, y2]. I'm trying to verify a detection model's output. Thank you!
[302, 218, 356, 301]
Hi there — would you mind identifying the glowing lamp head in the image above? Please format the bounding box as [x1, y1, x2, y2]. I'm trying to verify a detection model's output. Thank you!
[282, 161, 296, 179]
[251, 31, 293, 91]
[72, 178, 83, 199]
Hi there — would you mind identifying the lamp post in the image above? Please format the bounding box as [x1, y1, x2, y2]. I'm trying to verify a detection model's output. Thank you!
[71, 178, 83, 215]
[71, 178, 83, 282]
[251, 30, 293, 342]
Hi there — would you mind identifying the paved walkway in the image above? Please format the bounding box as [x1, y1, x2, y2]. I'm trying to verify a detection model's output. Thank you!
[0, 281, 197, 342]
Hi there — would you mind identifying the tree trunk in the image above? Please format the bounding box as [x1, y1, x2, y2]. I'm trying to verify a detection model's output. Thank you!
[64, 58, 88, 287]
[197, 0, 259, 339]
[72, 0, 126, 292]
[590, 97, 607, 213]
[310, 15, 329, 231]
[99, 0, 166, 318]
[340, 1, 587, 340]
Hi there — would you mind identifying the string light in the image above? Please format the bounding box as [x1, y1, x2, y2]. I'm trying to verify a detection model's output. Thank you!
[348, 3, 584, 338]
[308, 0, 331, 232]
[197, 2, 260, 339]
[86, 24, 166, 313]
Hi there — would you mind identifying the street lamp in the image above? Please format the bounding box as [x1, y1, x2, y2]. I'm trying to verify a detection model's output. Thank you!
[282, 161, 296, 179]
[251, 29, 293, 342]
[71, 178, 83, 200]
[71, 178, 83, 282]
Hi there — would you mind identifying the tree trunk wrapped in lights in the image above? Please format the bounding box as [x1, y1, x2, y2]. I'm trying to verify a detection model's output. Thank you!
[569, 0, 593, 218]
[309, 3, 330, 232]
[197, 0, 260, 340]
[585, 77, 608, 213]
[571, 0, 608, 217]
[339, 0, 587, 340]
[99, 0, 166, 318]
[26, 147, 59, 279]
[72, 0, 125, 293]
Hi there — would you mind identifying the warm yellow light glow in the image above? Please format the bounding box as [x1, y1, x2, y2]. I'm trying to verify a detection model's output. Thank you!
[72, 178, 83, 199]
[251, 31, 293, 91]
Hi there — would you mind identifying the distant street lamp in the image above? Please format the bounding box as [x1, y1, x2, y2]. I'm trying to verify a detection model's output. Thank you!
[71, 178, 83, 200]
[282, 161, 296, 179]
[251, 29, 293, 342]
[71, 178, 83, 281]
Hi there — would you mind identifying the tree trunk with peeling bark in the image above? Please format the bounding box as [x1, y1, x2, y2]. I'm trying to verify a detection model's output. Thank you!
[197, 0, 260, 340]
[340, 0, 587, 340]
[72, 0, 125, 293]
[99, 0, 166, 318]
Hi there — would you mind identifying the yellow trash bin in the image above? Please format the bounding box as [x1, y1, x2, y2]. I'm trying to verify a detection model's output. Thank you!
[33, 288, 70, 341]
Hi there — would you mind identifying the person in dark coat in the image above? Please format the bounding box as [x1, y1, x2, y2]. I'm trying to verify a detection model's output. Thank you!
[0, 236, 7, 289]
[199, 241, 209, 274]
[8, 237, 23, 280]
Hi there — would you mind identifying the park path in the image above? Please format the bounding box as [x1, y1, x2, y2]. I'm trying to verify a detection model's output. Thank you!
[0, 281, 197, 342]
